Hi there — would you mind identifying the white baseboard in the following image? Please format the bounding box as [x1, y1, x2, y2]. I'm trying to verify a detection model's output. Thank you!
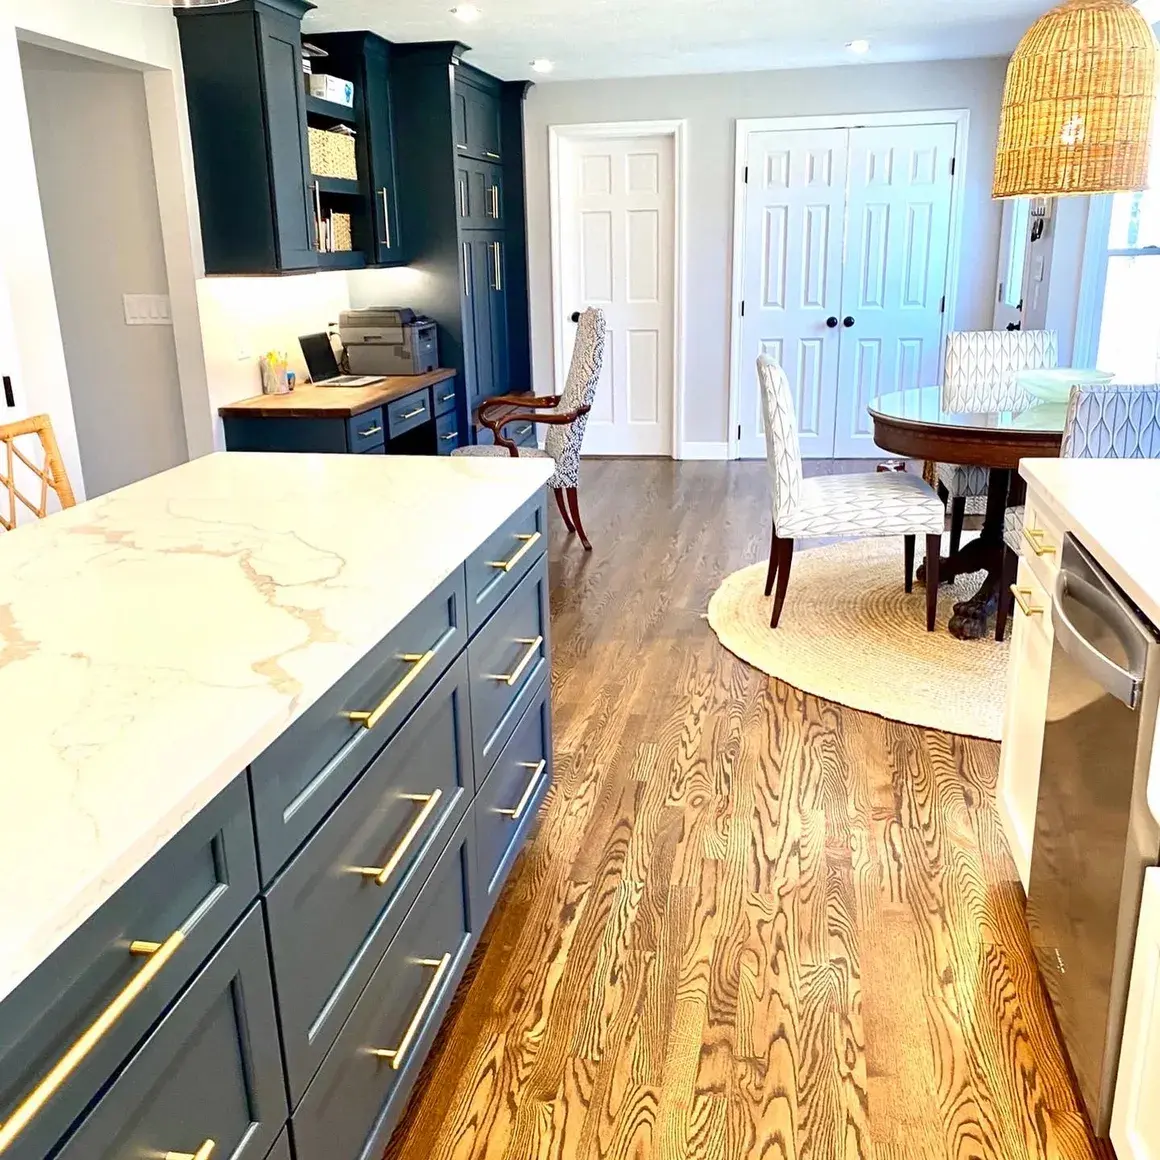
[679, 441, 730, 461]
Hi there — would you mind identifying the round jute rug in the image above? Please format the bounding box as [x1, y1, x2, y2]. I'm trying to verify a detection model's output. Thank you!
[706, 537, 1008, 740]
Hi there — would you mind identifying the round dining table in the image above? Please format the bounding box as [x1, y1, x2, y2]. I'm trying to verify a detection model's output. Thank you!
[868, 386, 1066, 639]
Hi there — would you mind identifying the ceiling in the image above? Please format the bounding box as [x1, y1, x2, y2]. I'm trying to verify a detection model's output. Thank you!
[302, 0, 1051, 82]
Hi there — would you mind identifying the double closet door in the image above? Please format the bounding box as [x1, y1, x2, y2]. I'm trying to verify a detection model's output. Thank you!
[737, 121, 958, 459]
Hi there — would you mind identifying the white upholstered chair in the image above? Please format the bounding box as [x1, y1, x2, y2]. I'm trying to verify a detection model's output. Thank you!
[937, 329, 1058, 555]
[758, 355, 946, 631]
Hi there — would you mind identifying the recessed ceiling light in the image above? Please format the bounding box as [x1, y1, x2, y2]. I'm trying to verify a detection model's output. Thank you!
[451, 4, 481, 22]
[846, 39, 871, 54]
[531, 58, 555, 73]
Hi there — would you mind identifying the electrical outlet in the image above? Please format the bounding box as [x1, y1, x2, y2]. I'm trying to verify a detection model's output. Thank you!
[123, 294, 172, 325]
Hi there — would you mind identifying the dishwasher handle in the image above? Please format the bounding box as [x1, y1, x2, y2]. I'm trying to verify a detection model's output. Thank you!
[1053, 569, 1142, 708]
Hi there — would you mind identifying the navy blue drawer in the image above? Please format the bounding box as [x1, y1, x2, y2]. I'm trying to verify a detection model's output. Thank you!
[436, 409, 460, 455]
[292, 808, 478, 1160]
[468, 553, 550, 780]
[0, 778, 258, 1160]
[434, 378, 458, 418]
[267, 654, 474, 1104]
[54, 904, 286, 1160]
[249, 568, 468, 882]
[347, 409, 386, 453]
[386, 389, 431, 438]
[464, 490, 547, 634]
[475, 678, 552, 912]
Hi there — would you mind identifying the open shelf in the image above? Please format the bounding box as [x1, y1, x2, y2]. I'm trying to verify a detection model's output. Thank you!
[312, 175, 361, 196]
[305, 94, 357, 125]
[317, 250, 367, 270]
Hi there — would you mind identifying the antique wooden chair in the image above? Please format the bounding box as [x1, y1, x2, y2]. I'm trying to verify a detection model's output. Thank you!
[0, 414, 76, 531]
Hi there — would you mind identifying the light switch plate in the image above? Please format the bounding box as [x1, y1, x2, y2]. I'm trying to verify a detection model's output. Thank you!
[123, 294, 172, 326]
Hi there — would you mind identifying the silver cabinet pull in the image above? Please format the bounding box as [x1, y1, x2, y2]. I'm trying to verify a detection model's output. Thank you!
[440, 430, 459, 442]
[485, 150, 500, 160]
[458, 177, 467, 219]
[400, 405, 426, 421]
[441, 390, 456, 403]
[491, 241, 502, 291]
[312, 181, 322, 251]
[379, 188, 392, 249]
[463, 243, 470, 297]
[358, 424, 383, 439]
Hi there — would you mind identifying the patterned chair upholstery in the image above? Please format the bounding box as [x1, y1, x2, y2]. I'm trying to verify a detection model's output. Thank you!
[937, 329, 1059, 505]
[758, 355, 945, 630]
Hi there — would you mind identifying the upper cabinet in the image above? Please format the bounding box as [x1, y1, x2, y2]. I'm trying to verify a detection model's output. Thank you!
[178, 0, 318, 275]
[457, 75, 503, 162]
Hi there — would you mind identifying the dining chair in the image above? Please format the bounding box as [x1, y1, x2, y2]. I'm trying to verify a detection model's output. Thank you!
[995, 382, 1160, 641]
[758, 355, 945, 631]
[937, 329, 1058, 557]
[0, 414, 76, 531]
[452, 307, 606, 550]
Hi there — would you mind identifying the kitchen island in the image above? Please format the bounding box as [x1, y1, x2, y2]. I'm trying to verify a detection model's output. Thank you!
[0, 451, 554, 1160]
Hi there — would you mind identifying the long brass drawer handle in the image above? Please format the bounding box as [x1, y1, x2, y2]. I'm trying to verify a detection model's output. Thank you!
[1022, 525, 1057, 557]
[487, 636, 543, 686]
[487, 531, 541, 573]
[0, 932, 185, 1155]
[496, 760, 547, 821]
[344, 650, 436, 731]
[400, 405, 426, 421]
[1011, 585, 1045, 617]
[358, 424, 383, 439]
[368, 952, 453, 1071]
[165, 1141, 216, 1160]
[351, 790, 443, 886]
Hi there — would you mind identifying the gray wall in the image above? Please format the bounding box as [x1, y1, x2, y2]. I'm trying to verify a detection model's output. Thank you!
[20, 43, 187, 496]
[524, 57, 1011, 446]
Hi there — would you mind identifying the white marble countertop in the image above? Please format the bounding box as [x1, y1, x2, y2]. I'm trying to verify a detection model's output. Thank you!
[0, 452, 552, 1003]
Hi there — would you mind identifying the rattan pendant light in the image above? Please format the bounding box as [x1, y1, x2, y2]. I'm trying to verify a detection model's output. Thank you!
[993, 0, 1160, 198]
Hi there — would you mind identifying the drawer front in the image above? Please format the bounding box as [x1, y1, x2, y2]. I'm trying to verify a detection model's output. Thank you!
[347, 408, 386, 454]
[468, 554, 551, 779]
[436, 409, 461, 456]
[1021, 490, 1064, 595]
[386, 389, 432, 438]
[511, 420, 536, 447]
[267, 654, 474, 1103]
[434, 379, 458, 418]
[475, 678, 552, 912]
[464, 490, 548, 634]
[250, 569, 468, 882]
[55, 904, 286, 1160]
[0, 778, 258, 1160]
[292, 809, 478, 1160]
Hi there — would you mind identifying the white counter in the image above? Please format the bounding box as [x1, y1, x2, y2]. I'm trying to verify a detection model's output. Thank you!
[0, 452, 552, 1004]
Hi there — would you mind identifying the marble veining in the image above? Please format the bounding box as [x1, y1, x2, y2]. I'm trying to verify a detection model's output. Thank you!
[0, 452, 552, 1003]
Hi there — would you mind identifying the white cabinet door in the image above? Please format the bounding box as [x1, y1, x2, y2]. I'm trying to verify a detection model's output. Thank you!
[737, 128, 848, 459]
[1113, 867, 1160, 1160]
[833, 123, 956, 458]
[997, 555, 1054, 888]
[0, 264, 24, 418]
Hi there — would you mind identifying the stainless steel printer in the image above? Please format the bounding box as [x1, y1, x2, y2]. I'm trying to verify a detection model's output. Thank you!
[339, 308, 439, 376]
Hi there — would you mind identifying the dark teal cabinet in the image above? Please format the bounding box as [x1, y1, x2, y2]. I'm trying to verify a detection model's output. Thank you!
[178, 0, 318, 274]
[460, 74, 502, 161]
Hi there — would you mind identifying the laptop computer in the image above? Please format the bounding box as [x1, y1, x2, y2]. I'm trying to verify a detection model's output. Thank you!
[299, 332, 383, 388]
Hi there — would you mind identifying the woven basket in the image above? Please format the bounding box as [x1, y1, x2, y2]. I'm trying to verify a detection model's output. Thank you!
[308, 127, 357, 180]
[994, 0, 1159, 198]
[331, 213, 352, 252]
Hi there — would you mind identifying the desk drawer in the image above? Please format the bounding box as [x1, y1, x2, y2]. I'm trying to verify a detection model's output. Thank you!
[267, 654, 474, 1104]
[347, 409, 386, 453]
[292, 809, 477, 1160]
[468, 554, 550, 780]
[436, 409, 461, 455]
[250, 569, 467, 882]
[54, 904, 285, 1160]
[464, 490, 547, 634]
[387, 389, 432, 438]
[434, 378, 458, 418]
[0, 778, 258, 1160]
[475, 678, 552, 912]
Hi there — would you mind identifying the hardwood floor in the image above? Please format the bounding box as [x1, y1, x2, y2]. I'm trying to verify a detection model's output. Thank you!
[385, 459, 1109, 1160]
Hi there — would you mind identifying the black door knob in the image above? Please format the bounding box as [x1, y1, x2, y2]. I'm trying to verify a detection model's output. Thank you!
[570, 311, 581, 323]
[843, 316, 855, 328]
[826, 316, 839, 328]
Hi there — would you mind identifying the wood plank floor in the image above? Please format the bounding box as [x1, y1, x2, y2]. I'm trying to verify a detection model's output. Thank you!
[386, 459, 1110, 1160]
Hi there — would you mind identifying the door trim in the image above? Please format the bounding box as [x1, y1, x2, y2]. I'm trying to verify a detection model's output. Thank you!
[547, 119, 687, 458]
[726, 108, 971, 460]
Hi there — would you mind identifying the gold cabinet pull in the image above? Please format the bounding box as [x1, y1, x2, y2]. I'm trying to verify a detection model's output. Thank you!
[367, 953, 452, 1071]
[350, 790, 443, 886]
[165, 1142, 216, 1160]
[487, 636, 543, 686]
[0, 932, 185, 1155]
[1011, 585, 1045, 617]
[1022, 525, 1057, 557]
[358, 424, 383, 438]
[400, 405, 426, 421]
[496, 760, 546, 821]
[487, 531, 541, 573]
[344, 650, 436, 731]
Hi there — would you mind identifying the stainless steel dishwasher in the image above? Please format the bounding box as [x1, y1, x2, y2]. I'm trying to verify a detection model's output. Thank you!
[1027, 533, 1160, 1136]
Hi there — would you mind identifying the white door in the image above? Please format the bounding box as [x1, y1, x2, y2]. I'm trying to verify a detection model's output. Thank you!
[0, 265, 24, 419]
[833, 123, 956, 458]
[993, 198, 1032, 331]
[556, 133, 675, 456]
[737, 128, 848, 459]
